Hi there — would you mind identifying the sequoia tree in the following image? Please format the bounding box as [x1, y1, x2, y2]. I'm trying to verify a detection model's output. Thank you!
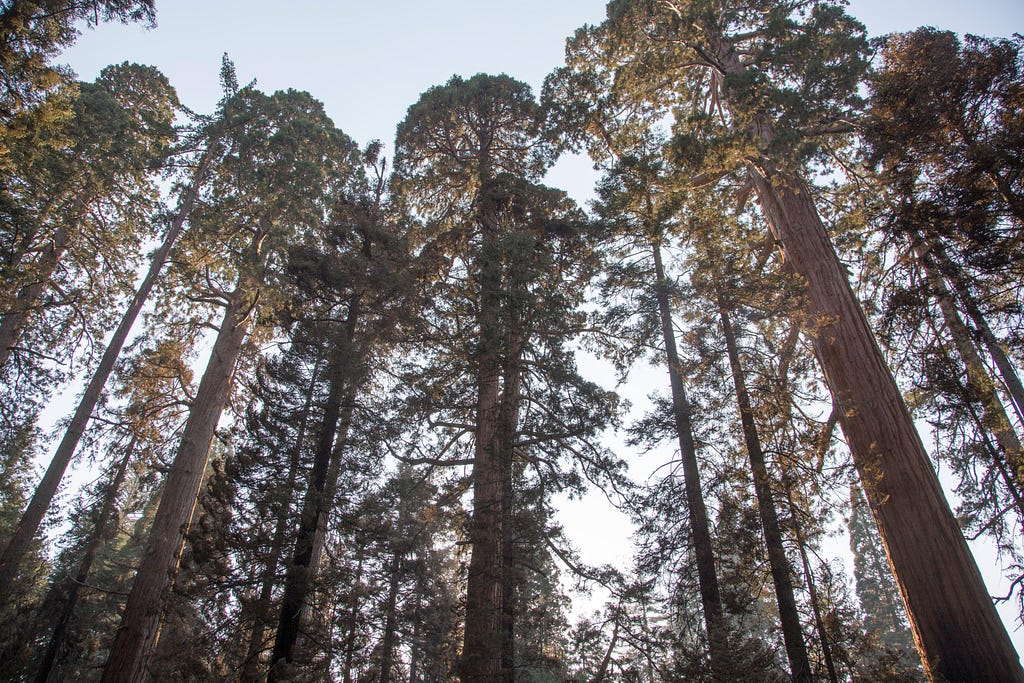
[591, 2, 1022, 679]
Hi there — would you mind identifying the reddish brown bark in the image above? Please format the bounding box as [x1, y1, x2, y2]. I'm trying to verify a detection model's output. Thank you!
[0, 147, 214, 590]
[749, 164, 1023, 682]
[461, 200, 508, 682]
[100, 282, 253, 683]
[35, 439, 135, 683]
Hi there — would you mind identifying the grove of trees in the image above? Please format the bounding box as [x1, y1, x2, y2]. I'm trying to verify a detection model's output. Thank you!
[0, 1, 1022, 682]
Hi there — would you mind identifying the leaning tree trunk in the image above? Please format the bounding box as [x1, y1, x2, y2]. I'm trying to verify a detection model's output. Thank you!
[0, 147, 215, 591]
[241, 362, 320, 682]
[651, 242, 728, 678]
[35, 438, 135, 683]
[916, 244, 1024, 494]
[782, 481, 839, 683]
[100, 275, 255, 683]
[748, 162, 1024, 682]
[715, 288, 811, 683]
[924, 237, 1024, 428]
[268, 300, 362, 678]
[0, 220, 73, 372]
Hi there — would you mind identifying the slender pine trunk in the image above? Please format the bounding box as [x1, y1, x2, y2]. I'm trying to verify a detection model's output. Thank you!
[651, 242, 727, 677]
[784, 483, 839, 683]
[0, 147, 214, 591]
[269, 298, 362, 677]
[924, 238, 1024, 428]
[715, 287, 811, 683]
[341, 546, 365, 683]
[377, 550, 403, 683]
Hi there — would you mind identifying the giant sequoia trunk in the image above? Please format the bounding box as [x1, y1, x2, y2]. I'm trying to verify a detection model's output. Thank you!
[715, 289, 811, 683]
[0, 148, 214, 590]
[651, 243, 728, 677]
[462, 195, 509, 682]
[101, 278, 254, 683]
[748, 164, 1023, 682]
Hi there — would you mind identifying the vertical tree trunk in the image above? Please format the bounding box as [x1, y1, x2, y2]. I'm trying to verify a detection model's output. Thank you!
[377, 550, 403, 683]
[749, 163, 1023, 682]
[715, 288, 811, 683]
[462, 194, 507, 682]
[241, 362, 320, 682]
[35, 438, 135, 683]
[100, 280, 253, 683]
[341, 546, 365, 683]
[651, 242, 727, 677]
[0, 147, 214, 590]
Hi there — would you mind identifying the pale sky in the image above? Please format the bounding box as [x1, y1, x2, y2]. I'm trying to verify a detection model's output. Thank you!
[53, 0, 1024, 658]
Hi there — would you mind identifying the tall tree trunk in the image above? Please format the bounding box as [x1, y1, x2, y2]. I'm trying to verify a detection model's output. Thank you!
[408, 575, 423, 683]
[715, 288, 811, 683]
[917, 246, 1024, 492]
[0, 147, 214, 590]
[100, 278, 254, 683]
[341, 545, 365, 683]
[35, 437, 135, 683]
[651, 242, 727, 677]
[0, 220, 72, 371]
[748, 163, 1023, 682]
[241, 361, 320, 682]
[269, 299, 362, 677]
[462, 192, 507, 682]
[924, 237, 1024, 428]
[499, 267, 525, 682]
[591, 617, 620, 683]
[377, 549, 403, 683]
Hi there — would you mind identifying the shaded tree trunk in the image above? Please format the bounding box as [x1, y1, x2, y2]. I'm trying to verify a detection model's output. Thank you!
[715, 287, 811, 683]
[377, 550, 403, 683]
[0, 147, 214, 590]
[917, 245, 1024, 494]
[0, 219, 73, 371]
[651, 242, 727, 677]
[269, 299, 362, 678]
[784, 483, 839, 683]
[241, 361, 320, 682]
[924, 237, 1024, 429]
[341, 545, 366, 683]
[749, 163, 1023, 681]
[100, 277, 255, 683]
